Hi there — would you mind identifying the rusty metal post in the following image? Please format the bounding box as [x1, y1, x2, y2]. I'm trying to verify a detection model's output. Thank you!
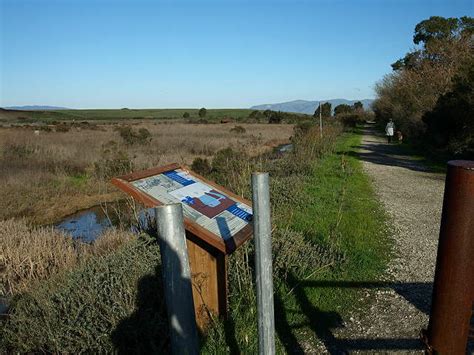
[427, 160, 474, 354]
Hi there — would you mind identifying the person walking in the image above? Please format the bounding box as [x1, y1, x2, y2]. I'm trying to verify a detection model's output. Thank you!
[385, 119, 395, 143]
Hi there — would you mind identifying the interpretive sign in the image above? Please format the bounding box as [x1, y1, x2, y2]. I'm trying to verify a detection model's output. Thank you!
[112, 163, 254, 329]
[111, 163, 253, 254]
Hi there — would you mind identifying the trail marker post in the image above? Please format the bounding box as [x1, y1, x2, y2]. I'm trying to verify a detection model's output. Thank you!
[426, 160, 474, 354]
[112, 163, 254, 330]
[252, 172, 275, 355]
[319, 101, 323, 139]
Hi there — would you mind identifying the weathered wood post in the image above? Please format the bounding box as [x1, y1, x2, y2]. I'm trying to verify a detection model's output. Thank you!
[156, 203, 199, 355]
[427, 160, 474, 354]
[252, 172, 275, 355]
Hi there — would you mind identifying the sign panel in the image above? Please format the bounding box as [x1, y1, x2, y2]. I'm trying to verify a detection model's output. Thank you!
[132, 168, 252, 241]
[111, 163, 253, 254]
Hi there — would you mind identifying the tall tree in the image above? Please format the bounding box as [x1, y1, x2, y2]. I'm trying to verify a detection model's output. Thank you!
[334, 104, 353, 116]
[353, 101, 364, 111]
[314, 102, 332, 118]
[374, 16, 473, 139]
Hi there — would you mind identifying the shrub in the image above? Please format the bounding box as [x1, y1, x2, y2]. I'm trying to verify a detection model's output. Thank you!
[0, 236, 167, 354]
[182, 112, 190, 118]
[191, 157, 212, 176]
[230, 125, 246, 134]
[55, 124, 70, 132]
[116, 126, 152, 145]
[94, 141, 133, 179]
[198, 107, 207, 118]
[293, 120, 314, 137]
[337, 113, 364, 128]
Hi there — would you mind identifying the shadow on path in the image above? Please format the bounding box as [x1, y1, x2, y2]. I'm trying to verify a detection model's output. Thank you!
[339, 126, 444, 174]
[275, 274, 430, 354]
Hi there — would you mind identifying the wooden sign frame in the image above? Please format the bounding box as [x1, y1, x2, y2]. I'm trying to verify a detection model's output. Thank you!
[111, 163, 253, 255]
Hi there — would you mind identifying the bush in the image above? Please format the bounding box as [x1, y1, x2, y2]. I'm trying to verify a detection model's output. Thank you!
[116, 126, 152, 145]
[337, 113, 364, 128]
[1, 236, 167, 354]
[183, 112, 190, 118]
[55, 124, 70, 132]
[293, 120, 314, 137]
[230, 125, 246, 134]
[198, 107, 207, 118]
[94, 141, 133, 179]
[191, 157, 212, 176]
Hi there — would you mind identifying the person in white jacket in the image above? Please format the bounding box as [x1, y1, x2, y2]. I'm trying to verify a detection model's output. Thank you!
[385, 119, 395, 143]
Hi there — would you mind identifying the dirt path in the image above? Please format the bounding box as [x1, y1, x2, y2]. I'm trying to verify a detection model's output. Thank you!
[329, 126, 446, 353]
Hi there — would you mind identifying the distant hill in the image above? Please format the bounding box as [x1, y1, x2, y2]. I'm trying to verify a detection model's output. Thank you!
[250, 99, 374, 114]
[4, 105, 69, 111]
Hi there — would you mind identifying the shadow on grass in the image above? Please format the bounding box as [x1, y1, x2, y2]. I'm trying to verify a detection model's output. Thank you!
[111, 268, 169, 354]
[275, 273, 431, 354]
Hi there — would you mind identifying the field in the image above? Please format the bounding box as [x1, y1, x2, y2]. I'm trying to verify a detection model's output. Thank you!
[0, 121, 293, 223]
[0, 118, 392, 353]
[0, 108, 256, 123]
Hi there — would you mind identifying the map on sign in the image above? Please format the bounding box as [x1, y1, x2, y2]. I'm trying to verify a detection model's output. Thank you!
[131, 169, 253, 240]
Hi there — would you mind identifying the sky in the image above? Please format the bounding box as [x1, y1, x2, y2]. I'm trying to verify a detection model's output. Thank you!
[0, 0, 472, 109]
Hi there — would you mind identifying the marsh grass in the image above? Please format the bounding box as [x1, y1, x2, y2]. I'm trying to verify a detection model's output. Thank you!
[0, 122, 292, 223]
[0, 219, 136, 297]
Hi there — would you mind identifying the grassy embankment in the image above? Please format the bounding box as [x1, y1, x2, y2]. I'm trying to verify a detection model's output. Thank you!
[0, 125, 392, 353]
[202, 129, 392, 352]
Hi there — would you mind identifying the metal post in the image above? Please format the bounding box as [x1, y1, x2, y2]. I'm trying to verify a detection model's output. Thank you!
[427, 160, 474, 354]
[156, 204, 199, 355]
[252, 172, 275, 355]
[319, 101, 323, 139]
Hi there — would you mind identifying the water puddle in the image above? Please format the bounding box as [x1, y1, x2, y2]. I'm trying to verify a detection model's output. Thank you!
[55, 202, 155, 242]
[55, 206, 113, 242]
[276, 143, 293, 153]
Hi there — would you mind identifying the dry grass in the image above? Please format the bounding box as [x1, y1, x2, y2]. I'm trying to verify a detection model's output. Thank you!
[0, 218, 136, 297]
[0, 122, 292, 223]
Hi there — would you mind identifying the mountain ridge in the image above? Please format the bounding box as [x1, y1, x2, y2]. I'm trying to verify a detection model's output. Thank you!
[4, 105, 69, 111]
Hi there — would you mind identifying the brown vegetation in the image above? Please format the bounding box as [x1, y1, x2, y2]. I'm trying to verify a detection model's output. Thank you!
[0, 218, 135, 297]
[0, 122, 292, 223]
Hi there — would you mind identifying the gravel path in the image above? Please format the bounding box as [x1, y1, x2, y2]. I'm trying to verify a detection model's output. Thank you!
[329, 127, 446, 354]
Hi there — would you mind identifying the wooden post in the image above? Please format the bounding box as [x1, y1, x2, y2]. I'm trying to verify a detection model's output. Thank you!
[252, 172, 275, 355]
[185, 232, 228, 330]
[156, 204, 199, 355]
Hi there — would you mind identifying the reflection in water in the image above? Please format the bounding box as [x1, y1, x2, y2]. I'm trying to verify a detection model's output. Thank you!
[55, 203, 156, 242]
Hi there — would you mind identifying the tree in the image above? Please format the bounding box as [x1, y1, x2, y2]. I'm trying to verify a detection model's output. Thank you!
[413, 16, 460, 45]
[353, 101, 364, 111]
[374, 16, 474, 140]
[183, 112, 190, 118]
[423, 59, 474, 155]
[198, 108, 207, 118]
[334, 104, 353, 116]
[313, 102, 332, 118]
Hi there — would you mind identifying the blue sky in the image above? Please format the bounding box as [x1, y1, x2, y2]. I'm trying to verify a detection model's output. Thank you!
[0, 0, 472, 108]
